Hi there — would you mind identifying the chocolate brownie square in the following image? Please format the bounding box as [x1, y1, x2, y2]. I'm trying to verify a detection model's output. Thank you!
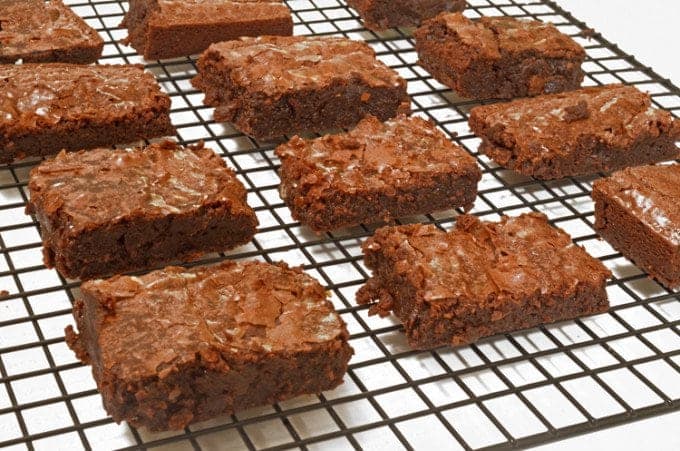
[357, 213, 611, 349]
[593, 164, 680, 289]
[192, 36, 410, 140]
[27, 141, 258, 280]
[469, 84, 680, 179]
[275, 115, 481, 231]
[415, 13, 585, 99]
[348, 0, 466, 30]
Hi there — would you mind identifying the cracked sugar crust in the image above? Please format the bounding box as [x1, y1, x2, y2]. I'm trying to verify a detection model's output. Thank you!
[152, 0, 290, 22]
[79, 261, 348, 380]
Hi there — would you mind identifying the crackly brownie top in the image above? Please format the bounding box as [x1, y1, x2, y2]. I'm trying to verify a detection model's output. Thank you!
[28, 141, 251, 232]
[0, 0, 103, 62]
[82, 261, 347, 379]
[0, 63, 170, 132]
[594, 164, 680, 246]
[469, 84, 680, 153]
[276, 115, 480, 196]
[427, 12, 584, 59]
[201, 36, 406, 95]
[363, 213, 610, 304]
[153, 0, 290, 23]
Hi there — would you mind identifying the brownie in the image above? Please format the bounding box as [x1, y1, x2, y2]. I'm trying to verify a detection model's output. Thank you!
[357, 213, 611, 349]
[26, 141, 258, 280]
[415, 13, 585, 99]
[122, 0, 293, 60]
[469, 84, 680, 180]
[275, 115, 481, 232]
[1, 63, 175, 164]
[65, 260, 353, 431]
[0, 0, 104, 64]
[192, 36, 410, 140]
[347, 0, 466, 30]
[593, 164, 680, 289]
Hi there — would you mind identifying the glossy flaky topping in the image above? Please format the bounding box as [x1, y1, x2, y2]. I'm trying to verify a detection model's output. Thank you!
[469, 84, 680, 154]
[28, 141, 252, 232]
[154, 0, 290, 23]
[594, 164, 680, 246]
[276, 115, 480, 194]
[81, 261, 347, 379]
[363, 213, 610, 304]
[199, 36, 405, 95]
[438, 13, 584, 60]
[0, 63, 170, 132]
[0, 0, 103, 63]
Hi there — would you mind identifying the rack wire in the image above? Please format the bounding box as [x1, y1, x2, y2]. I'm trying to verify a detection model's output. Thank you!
[1, 0, 679, 449]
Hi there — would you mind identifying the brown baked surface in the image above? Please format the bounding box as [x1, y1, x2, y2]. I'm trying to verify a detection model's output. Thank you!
[347, 0, 466, 30]
[415, 13, 585, 99]
[0, 0, 104, 64]
[122, 0, 293, 59]
[66, 260, 353, 431]
[469, 84, 680, 179]
[275, 114, 481, 231]
[357, 213, 611, 349]
[593, 164, 680, 289]
[192, 35, 410, 140]
[27, 141, 257, 280]
[0, 63, 175, 164]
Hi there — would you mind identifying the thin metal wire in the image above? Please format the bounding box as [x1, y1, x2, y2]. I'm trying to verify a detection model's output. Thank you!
[0, 0, 678, 450]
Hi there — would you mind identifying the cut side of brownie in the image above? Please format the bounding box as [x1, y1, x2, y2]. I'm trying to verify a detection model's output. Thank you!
[347, 0, 466, 30]
[26, 141, 258, 280]
[0, 0, 104, 64]
[122, 0, 293, 60]
[469, 84, 680, 180]
[593, 164, 680, 289]
[415, 13, 585, 99]
[275, 115, 481, 231]
[0, 63, 175, 164]
[192, 36, 410, 140]
[357, 213, 611, 349]
[65, 260, 353, 431]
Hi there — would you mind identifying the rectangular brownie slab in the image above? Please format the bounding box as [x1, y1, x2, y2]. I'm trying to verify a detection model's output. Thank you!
[469, 84, 680, 180]
[593, 164, 680, 289]
[65, 260, 353, 431]
[192, 36, 410, 140]
[347, 0, 466, 30]
[275, 115, 481, 231]
[1, 63, 175, 164]
[357, 213, 611, 349]
[415, 13, 585, 99]
[122, 0, 293, 60]
[26, 141, 258, 280]
[0, 0, 104, 64]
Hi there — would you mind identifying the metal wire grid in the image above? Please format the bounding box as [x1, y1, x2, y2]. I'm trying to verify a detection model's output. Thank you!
[0, 0, 679, 449]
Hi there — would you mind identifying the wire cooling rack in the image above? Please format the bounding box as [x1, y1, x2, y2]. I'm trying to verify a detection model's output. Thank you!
[1, 0, 679, 450]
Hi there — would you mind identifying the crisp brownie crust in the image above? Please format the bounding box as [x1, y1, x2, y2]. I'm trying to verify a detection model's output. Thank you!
[415, 13, 585, 99]
[469, 84, 680, 179]
[0, 0, 104, 64]
[65, 260, 353, 431]
[357, 213, 611, 349]
[122, 0, 293, 59]
[0, 63, 175, 164]
[275, 115, 481, 231]
[192, 36, 410, 140]
[348, 0, 466, 30]
[593, 164, 680, 289]
[26, 141, 258, 280]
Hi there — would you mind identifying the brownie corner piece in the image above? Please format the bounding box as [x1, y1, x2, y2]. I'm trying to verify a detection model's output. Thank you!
[67, 260, 353, 430]
[415, 12, 585, 99]
[347, 0, 466, 30]
[27, 141, 257, 279]
[357, 213, 610, 349]
[275, 114, 481, 231]
[593, 164, 680, 289]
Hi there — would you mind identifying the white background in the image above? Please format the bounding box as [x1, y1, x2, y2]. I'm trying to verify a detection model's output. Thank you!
[534, 1, 680, 449]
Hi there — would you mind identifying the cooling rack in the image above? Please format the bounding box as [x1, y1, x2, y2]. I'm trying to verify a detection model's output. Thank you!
[1, 0, 679, 450]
